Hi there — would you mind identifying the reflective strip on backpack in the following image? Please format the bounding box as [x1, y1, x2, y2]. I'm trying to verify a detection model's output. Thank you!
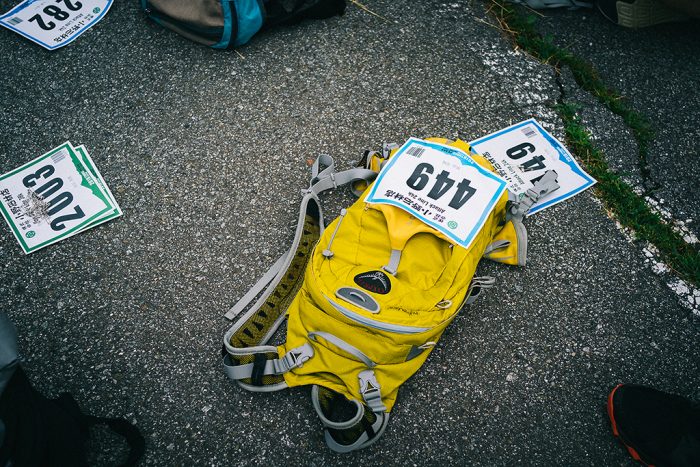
[308, 332, 376, 368]
[325, 296, 431, 334]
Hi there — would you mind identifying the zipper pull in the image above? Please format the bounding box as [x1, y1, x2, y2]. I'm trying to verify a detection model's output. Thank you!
[322, 209, 347, 258]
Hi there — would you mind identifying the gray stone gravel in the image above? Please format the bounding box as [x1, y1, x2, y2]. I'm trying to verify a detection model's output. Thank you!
[0, 1, 698, 465]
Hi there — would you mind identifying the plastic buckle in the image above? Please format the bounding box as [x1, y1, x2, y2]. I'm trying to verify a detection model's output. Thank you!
[281, 344, 313, 372]
[358, 370, 382, 400]
[358, 370, 385, 412]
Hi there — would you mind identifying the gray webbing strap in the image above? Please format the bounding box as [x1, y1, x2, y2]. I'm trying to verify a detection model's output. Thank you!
[225, 155, 372, 322]
[222, 189, 321, 324]
[307, 168, 378, 196]
[222, 189, 323, 355]
[225, 154, 374, 322]
[323, 411, 390, 453]
[306, 154, 377, 197]
[382, 143, 399, 159]
[311, 154, 335, 180]
[507, 170, 559, 220]
[222, 343, 314, 381]
[358, 370, 386, 413]
[382, 249, 402, 276]
[224, 154, 374, 345]
[483, 239, 510, 257]
[223, 152, 377, 395]
[322, 209, 347, 258]
[308, 331, 376, 368]
[513, 216, 528, 265]
[464, 276, 496, 306]
[224, 252, 288, 320]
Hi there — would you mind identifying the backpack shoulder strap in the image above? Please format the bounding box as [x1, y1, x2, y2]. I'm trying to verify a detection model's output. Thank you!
[221, 155, 376, 390]
[223, 155, 376, 321]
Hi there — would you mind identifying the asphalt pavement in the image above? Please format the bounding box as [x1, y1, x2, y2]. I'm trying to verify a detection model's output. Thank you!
[0, 0, 698, 465]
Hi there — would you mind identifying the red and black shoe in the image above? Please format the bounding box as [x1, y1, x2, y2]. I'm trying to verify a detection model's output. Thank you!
[607, 384, 700, 466]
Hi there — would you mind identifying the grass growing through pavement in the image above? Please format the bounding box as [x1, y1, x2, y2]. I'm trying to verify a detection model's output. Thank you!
[558, 103, 700, 285]
[488, 2, 700, 287]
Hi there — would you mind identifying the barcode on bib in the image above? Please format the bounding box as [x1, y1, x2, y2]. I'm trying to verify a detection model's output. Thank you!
[406, 146, 425, 158]
[51, 149, 68, 164]
[521, 126, 537, 138]
[6, 17, 23, 26]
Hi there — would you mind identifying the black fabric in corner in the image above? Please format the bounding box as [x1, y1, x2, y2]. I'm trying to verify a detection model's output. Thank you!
[262, 0, 346, 29]
[0, 312, 19, 397]
[0, 367, 89, 466]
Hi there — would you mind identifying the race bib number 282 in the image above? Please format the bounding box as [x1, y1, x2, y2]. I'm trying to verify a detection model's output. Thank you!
[365, 138, 507, 250]
[0, 0, 112, 50]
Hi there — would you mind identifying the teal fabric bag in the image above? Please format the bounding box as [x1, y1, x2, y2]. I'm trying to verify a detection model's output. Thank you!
[142, 0, 264, 48]
[142, 0, 346, 49]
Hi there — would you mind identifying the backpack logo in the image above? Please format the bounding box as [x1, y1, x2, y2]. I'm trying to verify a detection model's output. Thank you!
[354, 271, 391, 294]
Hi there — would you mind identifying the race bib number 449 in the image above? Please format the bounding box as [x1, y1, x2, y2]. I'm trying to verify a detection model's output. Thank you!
[0, 0, 112, 50]
[365, 138, 507, 249]
[469, 119, 596, 216]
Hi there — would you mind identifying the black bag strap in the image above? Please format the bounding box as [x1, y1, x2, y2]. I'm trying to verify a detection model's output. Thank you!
[1, 371, 146, 467]
[83, 414, 146, 466]
[53, 392, 146, 466]
[262, 0, 347, 29]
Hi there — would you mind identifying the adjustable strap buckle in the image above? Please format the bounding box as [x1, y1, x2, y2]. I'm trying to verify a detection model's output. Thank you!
[382, 142, 398, 159]
[358, 369, 386, 413]
[275, 343, 314, 374]
[508, 169, 559, 219]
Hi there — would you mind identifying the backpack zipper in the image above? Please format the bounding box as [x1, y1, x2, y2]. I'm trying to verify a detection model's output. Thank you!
[325, 296, 430, 334]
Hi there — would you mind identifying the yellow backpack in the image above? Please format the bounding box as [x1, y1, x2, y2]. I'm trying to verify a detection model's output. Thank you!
[222, 138, 558, 452]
